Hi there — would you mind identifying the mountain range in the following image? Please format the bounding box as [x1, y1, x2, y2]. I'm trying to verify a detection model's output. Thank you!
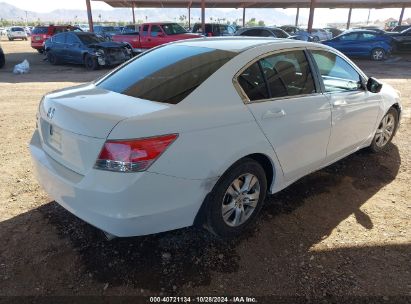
[0, 2, 302, 25]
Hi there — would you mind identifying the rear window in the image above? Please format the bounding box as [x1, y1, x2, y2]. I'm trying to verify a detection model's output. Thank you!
[97, 45, 236, 104]
[12, 27, 24, 32]
[32, 27, 48, 34]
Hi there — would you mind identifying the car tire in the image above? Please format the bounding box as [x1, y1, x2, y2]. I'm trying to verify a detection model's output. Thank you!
[47, 52, 58, 65]
[37, 49, 44, 54]
[369, 107, 398, 153]
[0, 52, 5, 68]
[84, 54, 99, 70]
[205, 158, 267, 238]
[371, 48, 386, 61]
[313, 36, 320, 42]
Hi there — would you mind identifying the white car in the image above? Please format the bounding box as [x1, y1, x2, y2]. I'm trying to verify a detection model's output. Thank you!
[7, 26, 28, 41]
[310, 28, 332, 41]
[30, 38, 402, 239]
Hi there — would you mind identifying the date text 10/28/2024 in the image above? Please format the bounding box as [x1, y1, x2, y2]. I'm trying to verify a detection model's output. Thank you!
[149, 297, 257, 303]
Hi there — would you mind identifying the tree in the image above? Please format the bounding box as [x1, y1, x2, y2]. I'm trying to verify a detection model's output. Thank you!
[246, 17, 257, 27]
[258, 20, 265, 26]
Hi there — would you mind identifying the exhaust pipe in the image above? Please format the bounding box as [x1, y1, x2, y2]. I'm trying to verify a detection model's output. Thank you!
[103, 231, 117, 241]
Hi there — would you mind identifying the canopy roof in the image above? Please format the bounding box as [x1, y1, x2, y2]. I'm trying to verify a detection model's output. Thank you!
[93, 0, 411, 9]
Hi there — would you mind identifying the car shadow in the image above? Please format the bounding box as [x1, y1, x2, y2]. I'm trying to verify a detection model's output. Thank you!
[0, 144, 408, 296]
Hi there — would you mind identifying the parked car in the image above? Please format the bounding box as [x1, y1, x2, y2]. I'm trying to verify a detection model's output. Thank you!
[235, 27, 294, 39]
[353, 27, 386, 35]
[112, 22, 200, 53]
[192, 23, 236, 36]
[0, 44, 5, 68]
[324, 27, 343, 38]
[30, 38, 402, 239]
[93, 25, 120, 40]
[44, 32, 132, 70]
[279, 25, 312, 41]
[7, 27, 28, 41]
[390, 25, 411, 32]
[322, 30, 393, 60]
[31, 25, 82, 53]
[121, 24, 139, 34]
[388, 27, 411, 51]
[309, 28, 332, 42]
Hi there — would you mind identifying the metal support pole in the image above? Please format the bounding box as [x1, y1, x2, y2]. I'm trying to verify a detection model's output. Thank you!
[85, 0, 94, 32]
[132, 2, 136, 25]
[242, 8, 246, 27]
[347, 6, 352, 30]
[201, 0, 205, 34]
[307, 0, 316, 33]
[295, 6, 300, 26]
[188, 6, 191, 29]
[399, 6, 405, 26]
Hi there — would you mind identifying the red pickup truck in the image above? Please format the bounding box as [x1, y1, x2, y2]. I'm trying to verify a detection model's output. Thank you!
[112, 22, 200, 53]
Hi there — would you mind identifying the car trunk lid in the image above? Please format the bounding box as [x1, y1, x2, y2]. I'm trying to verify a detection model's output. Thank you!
[38, 83, 170, 174]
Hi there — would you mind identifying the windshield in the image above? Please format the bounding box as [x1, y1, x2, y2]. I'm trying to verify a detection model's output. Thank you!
[102, 26, 116, 32]
[161, 23, 187, 35]
[32, 27, 48, 34]
[97, 45, 236, 104]
[78, 34, 106, 45]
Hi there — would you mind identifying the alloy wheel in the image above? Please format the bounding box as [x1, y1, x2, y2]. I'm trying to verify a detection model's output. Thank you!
[375, 113, 395, 147]
[372, 49, 384, 61]
[221, 173, 260, 227]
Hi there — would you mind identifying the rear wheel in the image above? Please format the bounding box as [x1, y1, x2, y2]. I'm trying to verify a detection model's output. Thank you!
[371, 48, 385, 61]
[47, 52, 58, 65]
[84, 54, 99, 70]
[37, 49, 44, 54]
[369, 107, 398, 152]
[205, 158, 267, 238]
[312, 36, 320, 42]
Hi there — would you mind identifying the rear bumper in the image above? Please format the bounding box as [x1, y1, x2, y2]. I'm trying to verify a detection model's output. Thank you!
[31, 42, 44, 49]
[29, 130, 208, 237]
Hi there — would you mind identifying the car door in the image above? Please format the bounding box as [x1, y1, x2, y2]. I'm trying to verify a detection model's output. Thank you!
[400, 29, 411, 50]
[236, 49, 332, 182]
[335, 33, 361, 55]
[139, 24, 150, 49]
[50, 33, 66, 60]
[146, 25, 164, 47]
[356, 32, 378, 56]
[310, 49, 381, 161]
[65, 33, 83, 63]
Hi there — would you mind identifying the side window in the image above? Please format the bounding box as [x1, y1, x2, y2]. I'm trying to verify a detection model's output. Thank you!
[66, 33, 79, 44]
[52, 33, 65, 43]
[359, 33, 376, 40]
[241, 29, 258, 36]
[150, 25, 161, 37]
[311, 50, 363, 92]
[339, 33, 358, 41]
[141, 25, 149, 36]
[259, 50, 316, 98]
[227, 26, 235, 34]
[260, 30, 273, 37]
[238, 62, 269, 101]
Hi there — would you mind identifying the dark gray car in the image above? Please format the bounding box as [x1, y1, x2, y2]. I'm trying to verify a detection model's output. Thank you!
[235, 27, 295, 39]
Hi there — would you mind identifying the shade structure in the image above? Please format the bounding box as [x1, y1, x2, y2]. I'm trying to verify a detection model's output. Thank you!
[93, 0, 411, 9]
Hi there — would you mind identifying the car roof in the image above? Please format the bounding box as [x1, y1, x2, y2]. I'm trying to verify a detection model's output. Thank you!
[170, 37, 312, 52]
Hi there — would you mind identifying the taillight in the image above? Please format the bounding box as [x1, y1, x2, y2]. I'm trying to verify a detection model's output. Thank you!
[94, 134, 178, 172]
[42, 35, 48, 39]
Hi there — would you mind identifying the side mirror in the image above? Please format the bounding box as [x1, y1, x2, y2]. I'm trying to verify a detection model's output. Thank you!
[367, 77, 383, 93]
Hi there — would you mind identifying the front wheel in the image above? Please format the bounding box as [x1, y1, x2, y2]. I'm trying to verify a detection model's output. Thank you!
[371, 48, 386, 61]
[205, 158, 267, 238]
[47, 52, 58, 65]
[369, 107, 398, 152]
[84, 54, 99, 70]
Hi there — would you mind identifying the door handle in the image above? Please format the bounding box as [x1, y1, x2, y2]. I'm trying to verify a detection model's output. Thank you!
[332, 99, 347, 107]
[262, 109, 286, 119]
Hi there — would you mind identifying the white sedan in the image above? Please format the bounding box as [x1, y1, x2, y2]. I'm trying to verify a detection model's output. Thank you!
[30, 38, 402, 239]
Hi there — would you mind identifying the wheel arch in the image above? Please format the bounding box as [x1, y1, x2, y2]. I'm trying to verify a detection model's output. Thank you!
[193, 152, 277, 227]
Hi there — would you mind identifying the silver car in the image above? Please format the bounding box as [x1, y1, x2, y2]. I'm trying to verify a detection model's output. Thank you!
[7, 27, 28, 41]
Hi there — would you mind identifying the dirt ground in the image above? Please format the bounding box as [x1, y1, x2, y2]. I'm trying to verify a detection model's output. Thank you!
[0, 38, 410, 300]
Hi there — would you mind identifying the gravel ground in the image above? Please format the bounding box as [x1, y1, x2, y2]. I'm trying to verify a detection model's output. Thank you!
[0, 39, 410, 299]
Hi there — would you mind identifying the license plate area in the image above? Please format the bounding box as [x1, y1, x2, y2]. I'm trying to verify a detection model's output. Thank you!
[35, 36, 41, 41]
[40, 119, 62, 152]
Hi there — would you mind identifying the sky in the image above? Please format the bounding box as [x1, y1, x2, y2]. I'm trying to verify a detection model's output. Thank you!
[2, 0, 411, 25]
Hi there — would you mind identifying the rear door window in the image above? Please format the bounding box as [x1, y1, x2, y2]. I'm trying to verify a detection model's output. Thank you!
[150, 25, 162, 37]
[97, 45, 236, 104]
[260, 50, 316, 98]
[238, 62, 269, 101]
[52, 33, 66, 43]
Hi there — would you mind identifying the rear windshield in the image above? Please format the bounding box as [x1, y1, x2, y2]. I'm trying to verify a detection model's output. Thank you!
[12, 27, 25, 32]
[32, 27, 48, 34]
[97, 45, 236, 104]
[78, 34, 106, 45]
